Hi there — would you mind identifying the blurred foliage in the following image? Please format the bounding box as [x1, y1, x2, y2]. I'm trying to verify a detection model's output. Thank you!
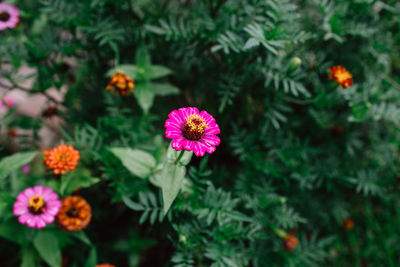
[1, 0, 400, 266]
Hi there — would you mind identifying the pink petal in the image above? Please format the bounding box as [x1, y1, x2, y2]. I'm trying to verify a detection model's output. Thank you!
[40, 213, 55, 224]
[182, 140, 195, 151]
[166, 128, 183, 139]
[202, 135, 221, 146]
[35, 217, 47, 229]
[168, 110, 185, 124]
[193, 143, 206, 157]
[26, 216, 37, 228]
[200, 111, 216, 125]
[171, 138, 184, 151]
[178, 107, 199, 120]
[23, 188, 35, 198]
[17, 192, 29, 203]
[33, 185, 44, 196]
[13, 204, 28, 216]
[165, 119, 183, 130]
[205, 124, 220, 135]
[18, 213, 32, 224]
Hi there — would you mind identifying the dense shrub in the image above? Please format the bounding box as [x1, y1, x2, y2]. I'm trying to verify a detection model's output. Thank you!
[1, 0, 400, 266]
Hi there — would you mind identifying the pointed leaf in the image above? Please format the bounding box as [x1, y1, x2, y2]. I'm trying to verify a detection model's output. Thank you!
[134, 82, 155, 113]
[33, 231, 61, 267]
[0, 152, 37, 179]
[110, 148, 156, 178]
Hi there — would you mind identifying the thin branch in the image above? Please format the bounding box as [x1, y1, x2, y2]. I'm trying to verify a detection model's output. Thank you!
[380, 73, 400, 90]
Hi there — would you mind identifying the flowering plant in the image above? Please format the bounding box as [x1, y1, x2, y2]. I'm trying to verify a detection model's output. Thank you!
[0, 0, 399, 266]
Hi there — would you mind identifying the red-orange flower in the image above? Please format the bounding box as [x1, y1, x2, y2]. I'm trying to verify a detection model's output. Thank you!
[329, 66, 353, 89]
[56, 196, 92, 231]
[43, 144, 79, 175]
[342, 219, 355, 231]
[283, 234, 299, 252]
[96, 264, 116, 267]
[106, 72, 135, 96]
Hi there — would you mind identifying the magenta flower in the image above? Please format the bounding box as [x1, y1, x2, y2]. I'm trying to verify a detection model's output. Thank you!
[21, 164, 31, 174]
[0, 3, 19, 31]
[165, 107, 220, 157]
[13, 186, 61, 229]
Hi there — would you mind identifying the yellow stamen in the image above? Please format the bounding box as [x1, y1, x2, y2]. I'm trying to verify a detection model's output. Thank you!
[186, 114, 208, 133]
[28, 196, 45, 212]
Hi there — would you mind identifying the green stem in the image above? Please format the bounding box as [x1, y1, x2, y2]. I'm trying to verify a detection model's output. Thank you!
[175, 150, 185, 165]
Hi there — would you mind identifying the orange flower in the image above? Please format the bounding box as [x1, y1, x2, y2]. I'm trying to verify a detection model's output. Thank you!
[96, 264, 116, 267]
[43, 144, 79, 175]
[342, 219, 355, 231]
[56, 196, 92, 231]
[106, 72, 135, 96]
[283, 233, 299, 252]
[329, 66, 353, 89]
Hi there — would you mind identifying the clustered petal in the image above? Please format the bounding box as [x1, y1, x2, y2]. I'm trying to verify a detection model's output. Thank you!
[329, 66, 353, 89]
[0, 3, 19, 31]
[56, 195, 92, 232]
[13, 186, 61, 229]
[96, 264, 116, 267]
[165, 107, 220, 157]
[106, 72, 135, 96]
[283, 233, 299, 252]
[43, 144, 80, 175]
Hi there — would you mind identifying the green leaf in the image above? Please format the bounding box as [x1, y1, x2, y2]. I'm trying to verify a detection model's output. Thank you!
[33, 231, 61, 267]
[145, 65, 172, 80]
[110, 148, 156, 178]
[166, 144, 193, 166]
[84, 247, 97, 267]
[153, 83, 180, 96]
[0, 220, 27, 245]
[157, 145, 193, 214]
[60, 172, 100, 196]
[106, 64, 137, 79]
[0, 151, 37, 179]
[134, 82, 155, 113]
[159, 162, 186, 215]
[21, 247, 38, 267]
[122, 195, 145, 211]
[136, 45, 151, 68]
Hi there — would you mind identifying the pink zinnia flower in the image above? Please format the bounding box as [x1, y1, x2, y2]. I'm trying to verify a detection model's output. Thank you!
[165, 107, 221, 157]
[0, 3, 19, 31]
[13, 186, 61, 229]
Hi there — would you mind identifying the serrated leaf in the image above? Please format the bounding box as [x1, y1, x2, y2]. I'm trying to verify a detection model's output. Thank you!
[0, 152, 37, 179]
[33, 231, 61, 267]
[110, 148, 156, 178]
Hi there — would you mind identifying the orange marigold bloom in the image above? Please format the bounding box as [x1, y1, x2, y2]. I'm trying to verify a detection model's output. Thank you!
[106, 72, 135, 96]
[283, 234, 299, 252]
[329, 66, 353, 89]
[342, 219, 355, 231]
[43, 144, 79, 175]
[96, 264, 116, 267]
[56, 196, 92, 231]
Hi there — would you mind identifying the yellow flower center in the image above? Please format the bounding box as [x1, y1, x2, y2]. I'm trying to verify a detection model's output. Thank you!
[56, 152, 70, 162]
[182, 114, 208, 141]
[28, 196, 45, 214]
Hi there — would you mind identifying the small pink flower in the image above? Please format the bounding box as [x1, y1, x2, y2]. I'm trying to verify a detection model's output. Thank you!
[21, 164, 30, 174]
[3, 96, 15, 108]
[165, 107, 220, 157]
[0, 3, 19, 31]
[13, 186, 61, 229]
